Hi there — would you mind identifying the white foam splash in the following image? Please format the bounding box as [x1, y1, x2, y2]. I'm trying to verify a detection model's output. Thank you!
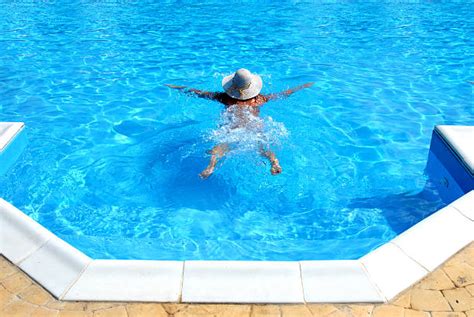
[208, 105, 288, 153]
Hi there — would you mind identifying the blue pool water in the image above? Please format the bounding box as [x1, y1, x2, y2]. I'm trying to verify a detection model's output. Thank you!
[0, 1, 473, 260]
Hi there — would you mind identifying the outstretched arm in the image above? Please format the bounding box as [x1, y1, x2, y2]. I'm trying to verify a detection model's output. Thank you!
[265, 82, 314, 101]
[165, 84, 217, 100]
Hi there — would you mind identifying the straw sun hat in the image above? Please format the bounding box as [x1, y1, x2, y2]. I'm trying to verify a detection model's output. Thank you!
[222, 68, 263, 100]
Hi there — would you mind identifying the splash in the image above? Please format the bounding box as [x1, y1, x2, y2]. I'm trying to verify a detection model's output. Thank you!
[207, 105, 288, 154]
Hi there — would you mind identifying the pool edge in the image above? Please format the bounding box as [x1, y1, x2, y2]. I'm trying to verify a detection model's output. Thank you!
[1, 123, 473, 303]
[1, 192, 472, 303]
[0, 122, 24, 152]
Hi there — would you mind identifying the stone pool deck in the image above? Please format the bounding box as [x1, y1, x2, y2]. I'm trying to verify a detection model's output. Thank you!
[0, 243, 472, 317]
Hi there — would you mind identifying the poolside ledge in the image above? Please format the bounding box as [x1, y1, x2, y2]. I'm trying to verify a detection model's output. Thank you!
[0, 123, 473, 303]
[0, 122, 26, 176]
[0, 122, 24, 151]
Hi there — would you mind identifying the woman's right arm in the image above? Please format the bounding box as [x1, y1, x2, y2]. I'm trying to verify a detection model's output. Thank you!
[165, 84, 218, 100]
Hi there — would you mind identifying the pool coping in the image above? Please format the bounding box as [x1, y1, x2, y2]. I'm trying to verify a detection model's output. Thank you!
[0, 123, 473, 304]
[0, 122, 24, 151]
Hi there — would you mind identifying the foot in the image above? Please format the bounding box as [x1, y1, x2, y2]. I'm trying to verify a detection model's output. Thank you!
[199, 167, 214, 179]
[270, 160, 282, 175]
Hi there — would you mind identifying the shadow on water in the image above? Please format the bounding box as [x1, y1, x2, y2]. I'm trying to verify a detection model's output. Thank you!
[110, 117, 236, 211]
[144, 125, 237, 212]
[156, 155, 236, 211]
[347, 180, 444, 235]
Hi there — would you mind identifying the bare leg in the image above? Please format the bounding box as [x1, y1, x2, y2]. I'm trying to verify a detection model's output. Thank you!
[199, 143, 230, 179]
[259, 146, 282, 175]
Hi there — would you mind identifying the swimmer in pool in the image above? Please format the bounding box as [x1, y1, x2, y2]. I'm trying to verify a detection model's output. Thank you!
[166, 68, 314, 179]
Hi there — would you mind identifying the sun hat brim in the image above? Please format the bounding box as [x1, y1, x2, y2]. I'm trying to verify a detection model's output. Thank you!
[222, 73, 263, 100]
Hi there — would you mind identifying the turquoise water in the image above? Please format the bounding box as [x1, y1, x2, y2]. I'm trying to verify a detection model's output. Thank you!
[0, 1, 473, 260]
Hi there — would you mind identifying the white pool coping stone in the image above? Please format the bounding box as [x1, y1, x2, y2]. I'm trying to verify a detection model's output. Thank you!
[0, 123, 473, 303]
[0, 122, 24, 152]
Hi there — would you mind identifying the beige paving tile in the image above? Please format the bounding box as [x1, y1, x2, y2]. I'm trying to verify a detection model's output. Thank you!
[1, 272, 33, 293]
[442, 288, 474, 311]
[126, 303, 169, 317]
[31, 306, 60, 317]
[45, 299, 69, 310]
[0, 284, 18, 310]
[445, 253, 472, 269]
[338, 304, 374, 317]
[85, 302, 122, 312]
[403, 309, 430, 317]
[0, 257, 20, 280]
[162, 303, 189, 315]
[18, 284, 54, 305]
[251, 304, 280, 317]
[447, 244, 474, 267]
[325, 309, 348, 317]
[416, 269, 456, 290]
[92, 306, 128, 317]
[0, 256, 12, 268]
[410, 289, 452, 311]
[444, 263, 474, 287]
[467, 285, 474, 296]
[1, 299, 38, 316]
[464, 245, 474, 267]
[372, 305, 404, 317]
[58, 310, 93, 317]
[431, 313, 466, 317]
[306, 304, 339, 316]
[391, 290, 411, 308]
[280, 305, 312, 317]
[47, 299, 100, 312]
[174, 304, 251, 317]
[215, 305, 252, 317]
[173, 305, 213, 317]
[61, 302, 89, 311]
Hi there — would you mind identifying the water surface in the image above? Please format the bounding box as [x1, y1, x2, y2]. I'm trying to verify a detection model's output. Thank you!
[0, 0, 473, 260]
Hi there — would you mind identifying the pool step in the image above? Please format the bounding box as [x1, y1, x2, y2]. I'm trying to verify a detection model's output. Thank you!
[426, 125, 474, 204]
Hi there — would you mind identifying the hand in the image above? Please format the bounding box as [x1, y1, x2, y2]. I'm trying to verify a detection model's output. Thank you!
[302, 82, 314, 88]
[165, 84, 187, 89]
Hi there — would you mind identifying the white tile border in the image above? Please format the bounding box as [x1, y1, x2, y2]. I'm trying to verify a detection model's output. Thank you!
[0, 122, 24, 152]
[450, 190, 474, 221]
[19, 235, 92, 299]
[391, 205, 474, 272]
[63, 260, 184, 302]
[0, 123, 472, 303]
[300, 260, 383, 303]
[182, 261, 304, 303]
[0, 199, 54, 264]
[360, 242, 429, 301]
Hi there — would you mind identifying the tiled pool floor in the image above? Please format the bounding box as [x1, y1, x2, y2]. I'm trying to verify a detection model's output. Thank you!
[1, 243, 472, 317]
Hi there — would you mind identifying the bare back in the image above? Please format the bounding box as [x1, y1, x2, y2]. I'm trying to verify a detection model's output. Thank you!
[213, 93, 269, 116]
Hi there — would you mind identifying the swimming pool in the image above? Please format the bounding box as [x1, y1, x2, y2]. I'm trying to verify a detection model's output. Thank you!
[0, 0, 472, 261]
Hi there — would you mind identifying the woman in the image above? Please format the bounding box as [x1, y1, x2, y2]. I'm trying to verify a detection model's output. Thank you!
[167, 68, 313, 178]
